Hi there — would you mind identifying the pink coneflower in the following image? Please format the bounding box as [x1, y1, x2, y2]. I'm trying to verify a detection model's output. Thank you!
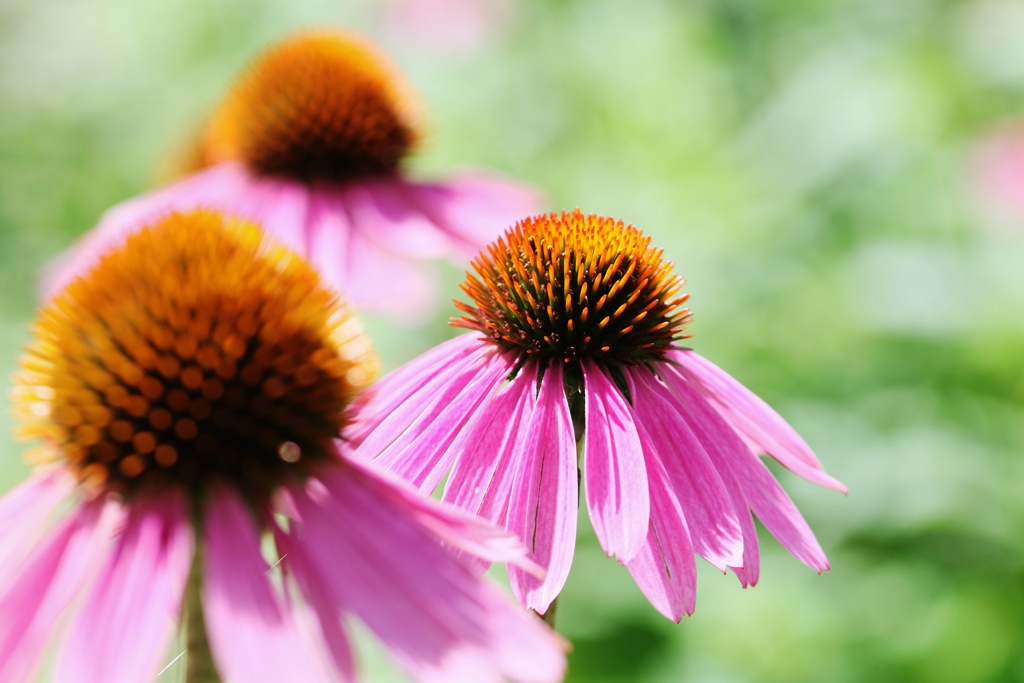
[351, 210, 846, 621]
[42, 31, 539, 319]
[2, 210, 565, 682]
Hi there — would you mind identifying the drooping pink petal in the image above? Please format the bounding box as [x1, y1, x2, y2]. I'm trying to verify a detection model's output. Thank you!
[338, 454, 540, 573]
[202, 488, 335, 683]
[0, 499, 118, 683]
[406, 172, 542, 255]
[305, 188, 352, 295]
[53, 493, 193, 683]
[374, 352, 511, 492]
[662, 368, 830, 573]
[670, 349, 847, 493]
[443, 363, 538, 526]
[582, 360, 648, 562]
[627, 366, 743, 571]
[360, 348, 512, 486]
[642, 365, 761, 586]
[346, 228, 438, 319]
[624, 436, 697, 621]
[506, 362, 578, 614]
[0, 468, 76, 586]
[280, 467, 566, 683]
[348, 333, 484, 436]
[346, 180, 453, 259]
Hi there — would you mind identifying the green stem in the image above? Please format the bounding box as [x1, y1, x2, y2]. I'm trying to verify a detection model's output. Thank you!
[184, 544, 220, 683]
[537, 596, 559, 627]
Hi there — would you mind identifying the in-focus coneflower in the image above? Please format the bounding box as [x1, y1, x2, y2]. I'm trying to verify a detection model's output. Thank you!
[1, 210, 565, 683]
[351, 210, 846, 621]
[43, 30, 539, 318]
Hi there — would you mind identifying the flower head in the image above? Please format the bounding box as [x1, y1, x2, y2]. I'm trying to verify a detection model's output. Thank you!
[453, 211, 691, 364]
[353, 210, 846, 620]
[43, 30, 540, 318]
[2, 210, 565, 682]
[18, 210, 372, 499]
[200, 31, 421, 180]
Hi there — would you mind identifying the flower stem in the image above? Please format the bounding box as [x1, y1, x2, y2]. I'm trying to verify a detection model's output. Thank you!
[540, 596, 559, 627]
[184, 544, 220, 683]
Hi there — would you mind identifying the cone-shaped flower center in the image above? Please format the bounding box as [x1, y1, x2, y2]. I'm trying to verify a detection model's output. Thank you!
[453, 210, 692, 365]
[13, 211, 376, 499]
[202, 31, 420, 181]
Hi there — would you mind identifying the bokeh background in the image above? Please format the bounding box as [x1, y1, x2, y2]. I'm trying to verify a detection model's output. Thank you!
[3, 0, 1024, 681]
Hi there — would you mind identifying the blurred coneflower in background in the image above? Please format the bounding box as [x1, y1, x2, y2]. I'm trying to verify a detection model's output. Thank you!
[42, 30, 540, 320]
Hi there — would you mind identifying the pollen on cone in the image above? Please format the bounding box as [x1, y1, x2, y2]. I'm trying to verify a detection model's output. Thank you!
[453, 209, 693, 364]
[12, 210, 377, 498]
[200, 31, 422, 181]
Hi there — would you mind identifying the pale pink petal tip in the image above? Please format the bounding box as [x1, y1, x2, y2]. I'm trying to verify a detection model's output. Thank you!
[671, 349, 848, 494]
[280, 464, 566, 683]
[655, 360, 831, 574]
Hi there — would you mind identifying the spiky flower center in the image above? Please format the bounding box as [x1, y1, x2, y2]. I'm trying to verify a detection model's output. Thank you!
[200, 31, 420, 181]
[13, 211, 376, 499]
[453, 210, 692, 365]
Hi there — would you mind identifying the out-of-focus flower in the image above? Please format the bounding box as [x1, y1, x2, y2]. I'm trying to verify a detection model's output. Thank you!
[2, 210, 565, 682]
[42, 31, 539, 319]
[351, 210, 845, 621]
[972, 124, 1024, 231]
[382, 0, 517, 56]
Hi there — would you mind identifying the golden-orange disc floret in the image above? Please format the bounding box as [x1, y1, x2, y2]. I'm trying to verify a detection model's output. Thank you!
[201, 31, 422, 180]
[453, 210, 692, 365]
[12, 210, 376, 498]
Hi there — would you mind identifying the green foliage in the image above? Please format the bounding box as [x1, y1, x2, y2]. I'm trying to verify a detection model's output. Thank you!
[2, 0, 1023, 680]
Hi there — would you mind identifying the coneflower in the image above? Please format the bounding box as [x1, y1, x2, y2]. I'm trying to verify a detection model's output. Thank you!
[2, 210, 565, 682]
[351, 210, 845, 621]
[43, 30, 539, 319]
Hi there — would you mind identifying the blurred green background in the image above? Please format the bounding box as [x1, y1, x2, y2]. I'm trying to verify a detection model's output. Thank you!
[3, 0, 1024, 681]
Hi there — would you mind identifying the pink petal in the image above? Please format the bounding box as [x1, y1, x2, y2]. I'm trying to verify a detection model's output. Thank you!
[54, 494, 193, 683]
[627, 367, 743, 571]
[238, 172, 311, 254]
[624, 440, 697, 621]
[305, 188, 353, 295]
[506, 362, 578, 614]
[281, 467, 566, 682]
[662, 367, 829, 573]
[582, 360, 649, 562]
[373, 352, 511, 492]
[345, 180, 454, 259]
[473, 586, 569, 683]
[442, 363, 539, 526]
[343, 226, 437, 320]
[649, 369, 759, 585]
[202, 488, 335, 683]
[0, 499, 117, 682]
[360, 348, 511, 489]
[339, 454, 540, 573]
[0, 468, 76, 586]
[672, 350, 847, 493]
[406, 171, 542, 254]
[347, 334, 485, 444]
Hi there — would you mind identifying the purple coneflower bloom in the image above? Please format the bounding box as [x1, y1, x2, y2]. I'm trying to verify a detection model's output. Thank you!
[351, 210, 846, 621]
[2, 210, 565, 682]
[42, 30, 539, 319]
